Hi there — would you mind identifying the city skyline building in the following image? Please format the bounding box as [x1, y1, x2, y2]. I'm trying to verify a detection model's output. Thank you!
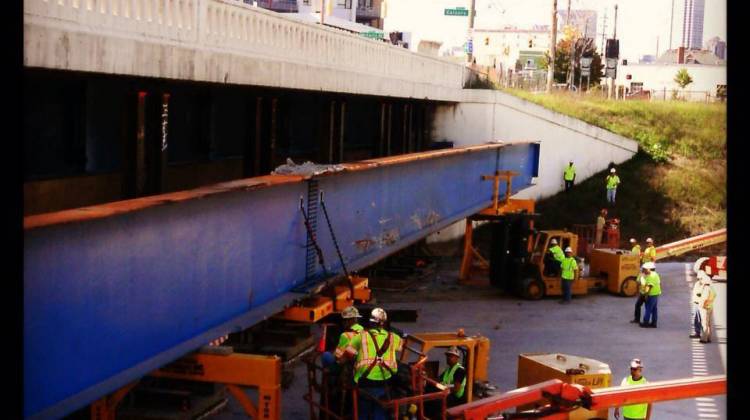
[681, 0, 705, 50]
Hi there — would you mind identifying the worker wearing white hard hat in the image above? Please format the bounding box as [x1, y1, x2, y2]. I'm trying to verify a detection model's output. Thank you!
[606, 167, 621, 205]
[348, 307, 403, 419]
[642, 239, 656, 264]
[631, 262, 654, 325]
[640, 262, 661, 328]
[691, 272, 717, 343]
[629, 238, 641, 257]
[440, 346, 468, 407]
[615, 359, 651, 420]
[559, 247, 578, 304]
[546, 239, 565, 276]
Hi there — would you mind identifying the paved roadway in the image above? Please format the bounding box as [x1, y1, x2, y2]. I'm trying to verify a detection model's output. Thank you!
[222, 261, 727, 419]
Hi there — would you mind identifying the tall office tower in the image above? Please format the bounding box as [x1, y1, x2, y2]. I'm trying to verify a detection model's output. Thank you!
[681, 0, 705, 50]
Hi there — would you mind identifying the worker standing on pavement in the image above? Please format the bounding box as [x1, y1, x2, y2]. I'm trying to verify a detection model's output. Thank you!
[606, 168, 621, 205]
[614, 359, 652, 420]
[641, 238, 656, 264]
[640, 262, 661, 328]
[563, 161, 576, 192]
[630, 238, 641, 256]
[439, 346, 468, 407]
[596, 209, 608, 246]
[347, 307, 403, 420]
[559, 247, 578, 304]
[691, 272, 717, 343]
[630, 263, 649, 325]
[546, 238, 565, 276]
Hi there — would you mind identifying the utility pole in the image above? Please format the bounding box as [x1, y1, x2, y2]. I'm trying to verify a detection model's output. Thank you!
[613, 4, 618, 39]
[320, 0, 326, 24]
[600, 9, 608, 55]
[546, 0, 558, 93]
[467, 0, 476, 63]
[611, 4, 618, 100]
[566, 0, 571, 26]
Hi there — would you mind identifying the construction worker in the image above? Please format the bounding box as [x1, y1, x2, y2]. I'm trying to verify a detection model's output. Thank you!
[641, 238, 656, 264]
[595, 209, 608, 246]
[606, 168, 620, 205]
[691, 272, 717, 343]
[630, 263, 649, 325]
[563, 161, 576, 192]
[614, 358, 652, 420]
[629, 238, 641, 256]
[334, 306, 364, 362]
[559, 247, 578, 304]
[640, 262, 661, 328]
[439, 346, 467, 407]
[546, 238, 565, 276]
[347, 307, 403, 420]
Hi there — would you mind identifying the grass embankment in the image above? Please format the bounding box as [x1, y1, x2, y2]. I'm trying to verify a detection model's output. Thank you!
[505, 90, 726, 246]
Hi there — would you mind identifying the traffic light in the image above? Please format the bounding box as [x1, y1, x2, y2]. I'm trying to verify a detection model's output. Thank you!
[485, 37, 490, 46]
[529, 39, 533, 48]
[606, 39, 619, 59]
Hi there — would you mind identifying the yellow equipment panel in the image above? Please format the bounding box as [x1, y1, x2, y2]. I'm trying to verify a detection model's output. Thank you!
[518, 353, 611, 420]
[588, 248, 640, 296]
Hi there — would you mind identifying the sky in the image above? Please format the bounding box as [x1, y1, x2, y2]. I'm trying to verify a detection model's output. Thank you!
[471, 0, 727, 61]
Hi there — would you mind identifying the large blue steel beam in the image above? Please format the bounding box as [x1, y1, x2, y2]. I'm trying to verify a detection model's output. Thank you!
[24, 142, 540, 419]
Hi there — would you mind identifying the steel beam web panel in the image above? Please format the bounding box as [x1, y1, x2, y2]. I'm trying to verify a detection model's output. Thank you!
[23, 143, 539, 419]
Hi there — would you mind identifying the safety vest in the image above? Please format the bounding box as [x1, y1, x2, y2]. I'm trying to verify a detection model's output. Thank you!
[645, 272, 661, 296]
[561, 257, 578, 280]
[642, 246, 656, 262]
[441, 363, 466, 399]
[549, 245, 565, 263]
[334, 323, 363, 359]
[352, 328, 402, 383]
[622, 375, 648, 419]
[606, 175, 620, 189]
[563, 165, 576, 181]
[631, 244, 641, 256]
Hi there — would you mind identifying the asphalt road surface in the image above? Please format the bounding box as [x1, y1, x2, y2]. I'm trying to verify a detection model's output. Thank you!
[221, 261, 726, 419]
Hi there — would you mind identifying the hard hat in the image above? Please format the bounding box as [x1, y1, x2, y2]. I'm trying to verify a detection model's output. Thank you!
[629, 238, 636, 243]
[646, 238, 654, 243]
[341, 306, 362, 319]
[642, 262, 656, 270]
[601, 208, 608, 214]
[550, 239, 558, 245]
[445, 346, 461, 357]
[564, 247, 573, 253]
[610, 168, 616, 173]
[629, 358, 643, 369]
[370, 307, 387, 323]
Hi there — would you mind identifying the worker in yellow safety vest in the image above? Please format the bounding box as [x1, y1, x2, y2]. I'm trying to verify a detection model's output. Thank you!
[606, 168, 621, 205]
[546, 238, 565, 276]
[439, 346, 467, 407]
[641, 238, 656, 264]
[346, 307, 403, 420]
[691, 272, 717, 343]
[640, 262, 661, 328]
[630, 262, 650, 325]
[559, 247, 578, 304]
[629, 238, 641, 256]
[563, 161, 576, 192]
[334, 306, 364, 362]
[614, 359, 652, 420]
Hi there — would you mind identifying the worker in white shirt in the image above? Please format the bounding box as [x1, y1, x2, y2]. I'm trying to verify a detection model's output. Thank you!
[691, 272, 717, 343]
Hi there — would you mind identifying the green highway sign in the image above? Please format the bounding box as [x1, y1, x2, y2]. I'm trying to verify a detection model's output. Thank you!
[361, 30, 384, 39]
[445, 7, 469, 16]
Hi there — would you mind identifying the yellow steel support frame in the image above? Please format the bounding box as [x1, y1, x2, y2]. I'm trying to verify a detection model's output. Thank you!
[150, 352, 282, 420]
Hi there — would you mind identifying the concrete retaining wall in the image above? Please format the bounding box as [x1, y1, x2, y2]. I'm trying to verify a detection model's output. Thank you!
[427, 89, 639, 245]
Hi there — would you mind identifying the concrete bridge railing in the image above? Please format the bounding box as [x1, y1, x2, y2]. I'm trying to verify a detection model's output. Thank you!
[25, 0, 466, 97]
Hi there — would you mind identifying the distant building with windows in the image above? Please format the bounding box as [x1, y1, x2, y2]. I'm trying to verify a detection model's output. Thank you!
[681, 0, 705, 50]
[705, 36, 726, 60]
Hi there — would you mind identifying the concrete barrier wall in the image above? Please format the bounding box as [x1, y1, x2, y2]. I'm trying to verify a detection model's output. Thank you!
[427, 89, 639, 245]
[24, 0, 466, 101]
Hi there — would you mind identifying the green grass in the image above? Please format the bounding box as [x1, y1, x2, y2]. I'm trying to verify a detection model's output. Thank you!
[504, 90, 726, 241]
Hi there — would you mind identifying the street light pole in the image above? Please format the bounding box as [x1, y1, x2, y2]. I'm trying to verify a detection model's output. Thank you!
[546, 0, 558, 93]
[467, 0, 476, 63]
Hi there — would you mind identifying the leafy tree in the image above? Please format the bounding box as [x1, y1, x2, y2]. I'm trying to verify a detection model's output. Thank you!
[546, 37, 604, 88]
[674, 68, 693, 89]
